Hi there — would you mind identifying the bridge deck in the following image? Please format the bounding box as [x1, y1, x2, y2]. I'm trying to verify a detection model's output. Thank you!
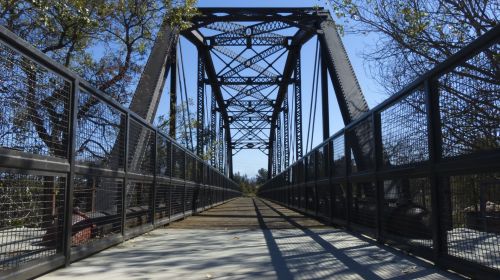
[40, 198, 462, 280]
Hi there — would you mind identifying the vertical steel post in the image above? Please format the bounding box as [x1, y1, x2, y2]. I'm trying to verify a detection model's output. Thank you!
[183, 151, 187, 217]
[276, 115, 282, 174]
[314, 151, 319, 217]
[151, 130, 158, 226]
[218, 114, 224, 172]
[272, 129, 277, 177]
[283, 94, 290, 169]
[344, 132, 352, 228]
[425, 79, 446, 261]
[122, 113, 129, 236]
[169, 51, 177, 138]
[210, 93, 217, 166]
[372, 112, 384, 242]
[328, 141, 334, 222]
[168, 140, 173, 221]
[295, 55, 303, 159]
[63, 79, 79, 265]
[321, 49, 330, 141]
[197, 54, 205, 157]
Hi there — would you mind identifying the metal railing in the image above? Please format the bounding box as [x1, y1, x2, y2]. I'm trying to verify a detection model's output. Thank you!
[259, 25, 500, 279]
[0, 26, 240, 279]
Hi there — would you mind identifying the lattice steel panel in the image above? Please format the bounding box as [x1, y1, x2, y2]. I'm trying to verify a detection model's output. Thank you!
[0, 171, 65, 271]
[332, 136, 345, 177]
[439, 46, 500, 158]
[381, 89, 429, 167]
[128, 119, 155, 175]
[185, 155, 197, 182]
[0, 42, 70, 158]
[172, 145, 186, 180]
[305, 184, 316, 213]
[348, 117, 375, 173]
[292, 185, 299, 208]
[332, 183, 347, 220]
[125, 181, 152, 228]
[198, 186, 207, 209]
[350, 182, 376, 229]
[305, 154, 315, 182]
[317, 181, 331, 219]
[316, 145, 328, 178]
[382, 178, 433, 248]
[445, 173, 500, 270]
[299, 185, 306, 210]
[72, 176, 122, 246]
[170, 185, 185, 216]
[156, 135, 171, 178]
[185, 185, 194, 213]
[155, 181, 170, 221]
[76, 91, 125, 169]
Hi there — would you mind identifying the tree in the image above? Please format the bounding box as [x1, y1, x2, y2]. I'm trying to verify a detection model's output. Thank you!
[326, 0, 498, 92]
[326, 0, 499, 157]
[0, 0, 198, 228]
[255, 168, 268, 185]
[232, 172, 257, 196]
[0, 0, 199, 158]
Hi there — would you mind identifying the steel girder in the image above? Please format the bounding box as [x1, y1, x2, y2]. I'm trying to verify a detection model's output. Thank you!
[218, 113, 224, 172]
[196, 54, 205, 157]
[212, 45, 280, 78]
[209, 76, 283, 86]
[318, 13, 370, 169]
[283, 94, 290, 169]
[129, 19, 178, 123]
[182, 29, 233, 175]
[294, 55, 303, 160]
[268, 29, 314, 177]
[127, 18, 177, 171]
[210, 92, 217, 166]
[276, 114, 282, 174]
[179, 8, 369, 177]
[318, 14, 369, 123]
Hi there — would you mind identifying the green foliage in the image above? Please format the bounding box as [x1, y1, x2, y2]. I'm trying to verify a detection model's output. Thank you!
[232, 172, 257, 196]
[255, 168, 268, 185]
[0, 0, 199, 156]
[325, 0, 498, 91]
[0, 0, 199, 103]
[164, 0, 198, 30]
[157, 99, 213, 157]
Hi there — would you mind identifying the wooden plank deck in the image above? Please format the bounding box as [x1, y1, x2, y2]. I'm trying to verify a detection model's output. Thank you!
[40, 197, 463, 280]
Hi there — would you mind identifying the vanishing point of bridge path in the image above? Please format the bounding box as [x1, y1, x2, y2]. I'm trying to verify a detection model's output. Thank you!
[40, 197, 461, 280]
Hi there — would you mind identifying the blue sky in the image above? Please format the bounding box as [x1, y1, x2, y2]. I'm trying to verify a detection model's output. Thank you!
[156, 0, 388, 176]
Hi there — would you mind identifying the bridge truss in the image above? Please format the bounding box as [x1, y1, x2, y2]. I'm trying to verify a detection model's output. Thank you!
[180, 7, 368, 177]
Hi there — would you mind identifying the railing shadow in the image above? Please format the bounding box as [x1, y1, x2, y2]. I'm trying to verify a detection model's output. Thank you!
[254, 198, 462, 280]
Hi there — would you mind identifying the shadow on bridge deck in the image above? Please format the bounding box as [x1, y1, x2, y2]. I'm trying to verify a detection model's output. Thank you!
[39, 198, 463, 280]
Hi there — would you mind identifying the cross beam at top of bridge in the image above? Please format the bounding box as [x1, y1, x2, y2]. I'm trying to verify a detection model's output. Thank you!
[175, 7, 369, 173]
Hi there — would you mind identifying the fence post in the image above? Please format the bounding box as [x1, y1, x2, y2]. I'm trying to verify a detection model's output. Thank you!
[169, 141, 172, 221]
[328, 141, 335, 223]
[152, 130, 158, 226]
[121, 112, 130, 237]
[183, 151, 187, 217]
[344, 131, 352, 228]
[372, 112, 384, 243]
[425, 78, 446, 262]
[63, 79, 79, 266]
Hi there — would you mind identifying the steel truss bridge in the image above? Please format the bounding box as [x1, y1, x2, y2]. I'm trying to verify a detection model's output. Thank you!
[0, 6, 499, 280]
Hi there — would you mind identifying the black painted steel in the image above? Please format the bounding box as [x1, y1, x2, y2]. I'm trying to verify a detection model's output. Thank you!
[259, 25, 500, 280]
[0, 26, 240, 280]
